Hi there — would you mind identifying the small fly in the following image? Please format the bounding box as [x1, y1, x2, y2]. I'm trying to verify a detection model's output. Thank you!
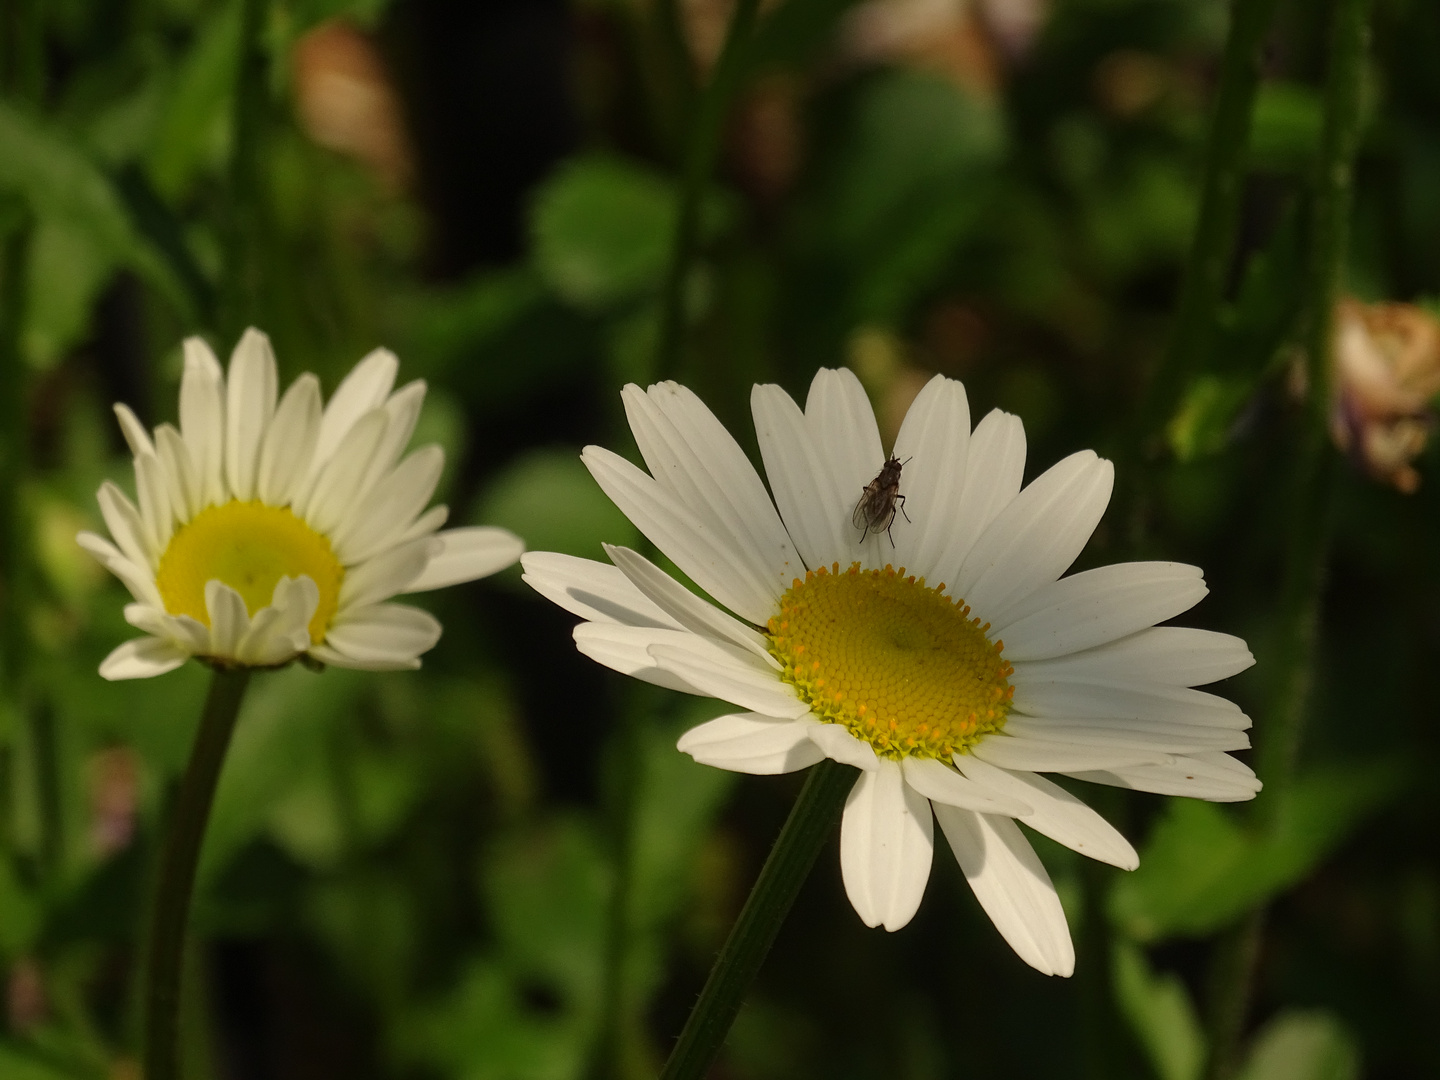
[852, 456, 911, 545]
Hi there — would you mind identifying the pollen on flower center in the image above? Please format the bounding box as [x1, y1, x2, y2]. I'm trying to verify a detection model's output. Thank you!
[767, 563, 1013, 761]
[154, 500, 344, 645]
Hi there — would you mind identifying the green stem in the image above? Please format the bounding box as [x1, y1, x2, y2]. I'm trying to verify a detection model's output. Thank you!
[221, 0, 269, 338]
[1203, 2, 1369, 1074]
[142, 666, 251, 1080]
[1139, 0, 1279, 443]
[653, 0, 761, 380]
[660, 758, 856, 1080]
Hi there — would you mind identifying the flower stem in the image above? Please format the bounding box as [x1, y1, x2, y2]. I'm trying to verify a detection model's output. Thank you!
[660, 758, 856, 1080]
[142, 666, 251, 1080]
[1139, 0, 1280, 443]
[653, 0, 761, 380]
[1203, 1, 1369, 1075]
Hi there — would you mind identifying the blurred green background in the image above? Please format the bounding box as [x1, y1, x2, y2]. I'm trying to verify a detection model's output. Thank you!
[1, 0, 1438, 1077]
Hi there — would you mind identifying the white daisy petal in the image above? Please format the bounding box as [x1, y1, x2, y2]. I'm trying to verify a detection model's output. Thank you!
[573, 624, 709, 693]
[806, 367, 885, 514]
[521, 552, 682, 629]
[900, 756, 1031, 816]
[179, 336, 226, 507]
[307, 642, 420, 671]
[1011, 680, 1250, 729]
[332, 445, 445, 563]
[1066, 751, 1261, 802]
[676, 713, 825, 774]
[952, 756, 1138, 869]
[204, 581, 251, 658]
[956, 450, 1114, 618]
[301, 409, 389, 535]
[257, 372, 322, 507]
[1004, 716, 1250, 753]
[582, 444, 779, 624]
[76, 531, 163, 607]
[993, 563, 1209, 661]
[124, 604, 210, 653]
[223, 327, 279, 502]
[890, 374, 970, 581]
[623, 382, 800, 593]
[237, 575, 318, 665]
[314, 346, 398, 469]
[97, 481, 154, 571]
[402, 527, 524, 593]
[398, 504, 449, 545]
[1010, 627, 1255, 688]
[751, 382, 850, 568]
[339, 535, 439, 611]
[323, 602, 440, 666]
[806, 723, 881, 771]
[154, 424, 202, 522]
[99, 636, 189, 681]
[841, 760, 935, 931]
[970, 733, 1170, 772]
[605, 544, 773, 662]
[930, 409, 1026, 588]
[134, 451, 174, 555]
[113, 403, 155, 458]
[649, 641, 811, 719]
[359, 380, 427, 493]
[934, 806, 1074, 976]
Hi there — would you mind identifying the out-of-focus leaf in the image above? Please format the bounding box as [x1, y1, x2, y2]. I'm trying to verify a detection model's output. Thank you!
[0, 103, 186, 366]
[1111, 761, 1407, 942]
[476, 447, 639, 564]
[398, 959, 588, 1080]
[1112, 941, 1205, 1080]
[821, 70, 1004, 321]
[0, 1044, 75, 1080]
[200, 665, 367, 885]
[1168, 374, 1256, 461]
[531, 155, 678, 311]
[1235, 1010, 1360, 1080]
[146, 0, 241, 199]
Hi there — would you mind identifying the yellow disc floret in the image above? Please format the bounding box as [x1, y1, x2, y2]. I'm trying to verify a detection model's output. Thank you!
[767, 563, 1013, 761]
[154, 501, 344, 646]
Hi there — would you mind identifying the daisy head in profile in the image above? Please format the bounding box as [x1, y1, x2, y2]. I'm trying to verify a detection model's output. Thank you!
[81, 328, 523, 680]
[522, 368, 1257, 976]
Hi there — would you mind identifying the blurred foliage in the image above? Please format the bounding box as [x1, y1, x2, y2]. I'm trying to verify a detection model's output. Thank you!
[3, 0, 1440, 1077]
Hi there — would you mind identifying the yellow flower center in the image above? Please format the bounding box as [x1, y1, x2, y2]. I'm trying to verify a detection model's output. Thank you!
[154, 500, 344, 646]
[767, 563, 1013, 761]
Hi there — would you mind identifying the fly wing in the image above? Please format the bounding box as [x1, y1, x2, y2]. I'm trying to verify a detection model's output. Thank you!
[852, 487, 875, 531]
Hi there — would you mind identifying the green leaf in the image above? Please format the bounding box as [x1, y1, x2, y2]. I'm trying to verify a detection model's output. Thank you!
[1249, 83, 1324, 172]
[475, 447, 639, 565]
[1110, 761, 1407, 942]
[1167, 374, 1255, 461]
[1235, 1010, 1360, 1080]
[146, 0, 242, 200]
[530, 155, 729, 312]
[0, 103, 187, 366]
[1112, 941, 1205, 1080]
[0, 857, 43, 962]
[0, 1044, 76, 1080]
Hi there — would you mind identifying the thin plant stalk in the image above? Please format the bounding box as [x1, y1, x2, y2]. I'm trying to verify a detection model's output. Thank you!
[142, 667, 252, 1080]
[1203, 1, 1370, 1075]
[222, 0, 269, 337]
[660, 758, 856, 1080]
[1139, 0, 1280, 444]
[653, 0, 761, 379]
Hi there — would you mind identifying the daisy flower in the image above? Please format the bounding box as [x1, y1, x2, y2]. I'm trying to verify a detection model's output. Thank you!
[81, 328, 523, 680]
[521, 369, 1258, 976]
